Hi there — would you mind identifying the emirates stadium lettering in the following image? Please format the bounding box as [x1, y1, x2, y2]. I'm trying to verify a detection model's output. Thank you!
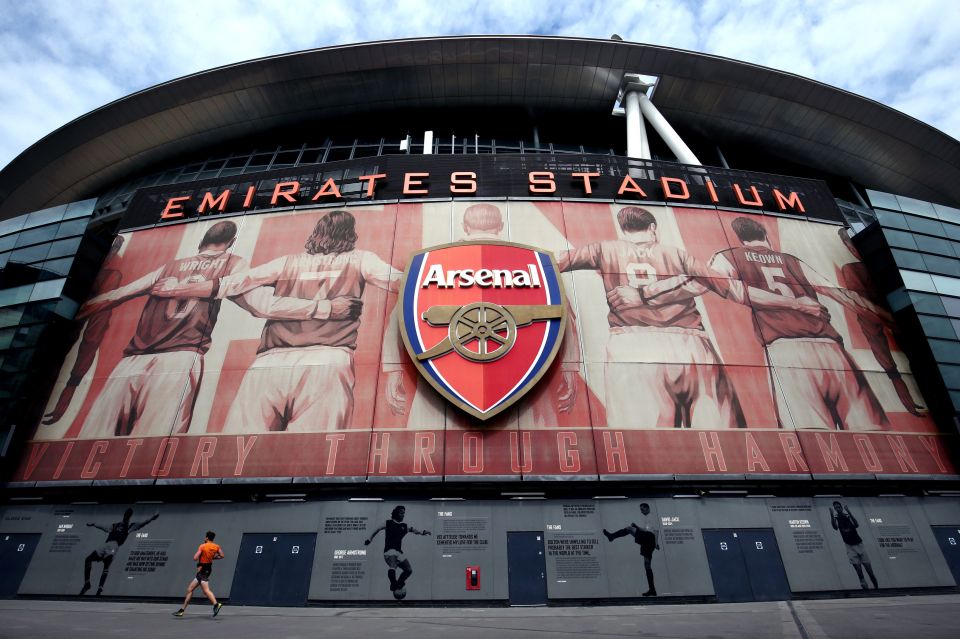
[153, 169, 809, 221]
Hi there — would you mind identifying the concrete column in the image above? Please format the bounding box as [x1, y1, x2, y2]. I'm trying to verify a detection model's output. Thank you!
[623, 90, 650, 160]
[636, 92, 702, 166]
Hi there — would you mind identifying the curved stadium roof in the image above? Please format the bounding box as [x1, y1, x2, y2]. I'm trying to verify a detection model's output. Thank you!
[1, 35, 958, 219]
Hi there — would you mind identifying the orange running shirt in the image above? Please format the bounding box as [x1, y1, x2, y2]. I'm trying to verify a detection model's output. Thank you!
[197, 541, 221, 564]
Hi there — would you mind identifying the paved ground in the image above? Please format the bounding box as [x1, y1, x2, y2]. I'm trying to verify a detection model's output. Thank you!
[0, 594, 958, 639]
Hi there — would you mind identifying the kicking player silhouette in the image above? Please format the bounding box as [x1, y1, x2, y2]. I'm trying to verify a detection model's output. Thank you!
[364, 506, 431, 599]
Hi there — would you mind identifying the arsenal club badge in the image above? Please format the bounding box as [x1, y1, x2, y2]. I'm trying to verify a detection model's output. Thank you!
[398, 241, 568, 420]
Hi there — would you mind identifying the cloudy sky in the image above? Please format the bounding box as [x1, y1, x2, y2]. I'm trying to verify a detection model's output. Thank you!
[0, 0, 956, 170]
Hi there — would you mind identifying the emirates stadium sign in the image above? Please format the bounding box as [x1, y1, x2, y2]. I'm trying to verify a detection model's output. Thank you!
[399, 241, 567, 420]
[118, 154, 845, 231]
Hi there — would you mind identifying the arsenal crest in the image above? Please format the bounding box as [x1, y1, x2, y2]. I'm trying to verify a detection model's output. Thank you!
[398, 241, 567, 420]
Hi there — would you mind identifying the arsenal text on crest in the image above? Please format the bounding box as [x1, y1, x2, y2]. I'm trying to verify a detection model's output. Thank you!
[420, 264, 542, 288]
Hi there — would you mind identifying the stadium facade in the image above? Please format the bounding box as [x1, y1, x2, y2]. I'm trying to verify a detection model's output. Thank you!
[1, 36, 959, 605]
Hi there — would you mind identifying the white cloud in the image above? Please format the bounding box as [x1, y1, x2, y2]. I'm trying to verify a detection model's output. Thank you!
[0, 0, 956, 173]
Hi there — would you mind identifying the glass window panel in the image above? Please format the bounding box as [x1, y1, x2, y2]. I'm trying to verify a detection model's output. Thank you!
[896, 195, 938, 218]
[46, 237, 82, 259]
[942, 296, 960, 318]
[175, 171, 200, 183]
[352, 146, 379, 159]
[326, 147, 352, 162]
[938, 364, 960, 389]
[919, 314, 957, 339]
[899, 269, 937, 292]
[0, 215, 26, 237]
[0, 306, 24, 327]
[381, 140, 404, 154]
[942, 223, 960, 242]
[201, 159, 226, 172]
[0, 347, 35, 372]
[8, 244, 49, 264]
[949, 390, 960, 411]
[28, 278, 65, 302]
[14, 223, 58, 247]
[246, 153, 273, 170]
[934, 203, 960, 225]
[63, 199, 95, 220]
[875, 209, 909, 230]
[866, 190, 900, 210]
[300, 149, 327, 164]
[951, 319, 960, 341]
[225, 156, 250, 168]
[273, 151, 300, 166]
[914, 235, 955, 256]
[39, 257, 74, 278]
[903, 214, 944, 236]
[23, 205, 65, 229]
[0, 285, 34, 308]
[930, 339, 960, 364]
[890, 249, 926, 270]
[886, 289, 911, 312]
[932, 274, 960, 297]
[0, 234, 16, 252]
[10, 324, 45, 349]
[923, 254, 960, 276]
[55, 218, 88, 238]
[54, 297, 79, 318]
[883, 229, 917, 250]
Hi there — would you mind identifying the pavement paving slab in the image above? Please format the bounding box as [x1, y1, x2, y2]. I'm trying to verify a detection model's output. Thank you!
[0, 594, 958, 639]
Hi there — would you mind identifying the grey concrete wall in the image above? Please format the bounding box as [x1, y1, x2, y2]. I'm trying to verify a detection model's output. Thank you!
[3, 495, 957, 602]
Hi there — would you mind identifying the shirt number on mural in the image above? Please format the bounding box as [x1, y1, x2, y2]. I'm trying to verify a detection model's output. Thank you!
[627, 262, 657, 287]
[760, 266, 794, 298]
[165, 274, 206, 319]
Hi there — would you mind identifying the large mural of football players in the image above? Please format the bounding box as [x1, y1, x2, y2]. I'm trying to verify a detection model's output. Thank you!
[152, 210, 400, 432]
[637, 215, 893, 431]
[15, 198, 953, 480]
[558, 206, 745, 429]
[55, 221, 323, 438]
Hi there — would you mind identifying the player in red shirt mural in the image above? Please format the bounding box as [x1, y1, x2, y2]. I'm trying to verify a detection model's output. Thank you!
[837, 228, 926, 416]
[625, 216, 894, 431]
[74, 221, 324, 438]
[41, 236, 124, 429]
[557, 206, 745, 429]
[153, 210, 401, 432]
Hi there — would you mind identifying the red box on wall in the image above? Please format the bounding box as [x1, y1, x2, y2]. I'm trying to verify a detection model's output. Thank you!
[465, 566, 480, 590]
